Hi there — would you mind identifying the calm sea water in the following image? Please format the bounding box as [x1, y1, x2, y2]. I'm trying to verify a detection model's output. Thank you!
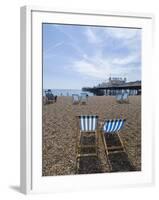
[43, 89, 94, 97]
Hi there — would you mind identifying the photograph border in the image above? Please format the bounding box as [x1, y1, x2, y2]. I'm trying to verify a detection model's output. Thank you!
[20, 6, 154, 194]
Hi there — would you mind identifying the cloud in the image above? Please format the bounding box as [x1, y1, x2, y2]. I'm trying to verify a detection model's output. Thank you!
[71, 56, 120, 79]
[104, 28, 139, 40]
[112, 53, 140, 65]
[53, 25, 88, 59]
[72, 59, 108, 79]
[45, 42, 64, 54]
[85, 28, 102, 44]
[69, 27, 141, 81]
[104, 28, 141, 53]
[70, 46, 141, 81]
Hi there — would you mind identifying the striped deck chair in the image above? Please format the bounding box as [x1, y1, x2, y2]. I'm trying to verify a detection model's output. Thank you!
[77, 115, 98, 158]
[102, 119, 126, 156]
[122, 92, 129, 103]
[101, 119, 137, 172]
[116, 94, 123, 103]
[72, 94, 80, 104]
[80, 93, 88, 104]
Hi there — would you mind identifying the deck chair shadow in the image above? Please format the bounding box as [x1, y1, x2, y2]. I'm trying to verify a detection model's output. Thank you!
[80, 93, 88, 104]
[76, 115, 99, 173]
[72, 94, 80, 104]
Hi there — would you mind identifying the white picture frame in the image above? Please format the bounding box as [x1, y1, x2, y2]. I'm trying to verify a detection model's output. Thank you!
[20, 5, 154, 194]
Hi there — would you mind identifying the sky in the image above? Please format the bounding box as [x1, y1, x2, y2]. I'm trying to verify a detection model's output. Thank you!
[43, 24, 141, 89]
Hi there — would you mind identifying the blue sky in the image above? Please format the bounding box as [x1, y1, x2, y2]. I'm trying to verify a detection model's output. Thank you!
[43, 24, 141, 89]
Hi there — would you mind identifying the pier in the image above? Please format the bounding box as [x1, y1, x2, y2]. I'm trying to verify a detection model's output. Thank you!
[82, 78, 141, 96]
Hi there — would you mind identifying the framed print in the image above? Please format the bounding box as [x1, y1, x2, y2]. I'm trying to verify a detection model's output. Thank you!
[20, 6, 154, 194]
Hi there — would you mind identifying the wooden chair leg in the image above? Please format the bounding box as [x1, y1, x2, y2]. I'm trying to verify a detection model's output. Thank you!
[117, 133, 126, 152]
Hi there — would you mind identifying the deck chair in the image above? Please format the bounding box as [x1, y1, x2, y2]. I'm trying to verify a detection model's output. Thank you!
[101, 119, 126, 170]
[45, 89, 55, 104]
[76, 115, 99, 173]
[77, 115, 98, 157]
[116, 94, 123, 103]
[80, 93, 88, 104]
[72, 94, 80, 104]
[122, 92, 129, 103]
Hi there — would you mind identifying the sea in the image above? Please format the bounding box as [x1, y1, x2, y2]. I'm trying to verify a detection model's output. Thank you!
[43, 89, 94, 97]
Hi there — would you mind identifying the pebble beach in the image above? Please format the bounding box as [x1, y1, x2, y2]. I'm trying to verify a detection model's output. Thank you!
[42, 96, 141, 176]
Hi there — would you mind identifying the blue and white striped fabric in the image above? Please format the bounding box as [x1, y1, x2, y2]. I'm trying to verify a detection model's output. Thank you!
[123, 92, 129, 100]
[80, 93, 88, 104]
[103, 119, 125, 133]
[79, 115, 98, 132]
[116, 94, 123, 101]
